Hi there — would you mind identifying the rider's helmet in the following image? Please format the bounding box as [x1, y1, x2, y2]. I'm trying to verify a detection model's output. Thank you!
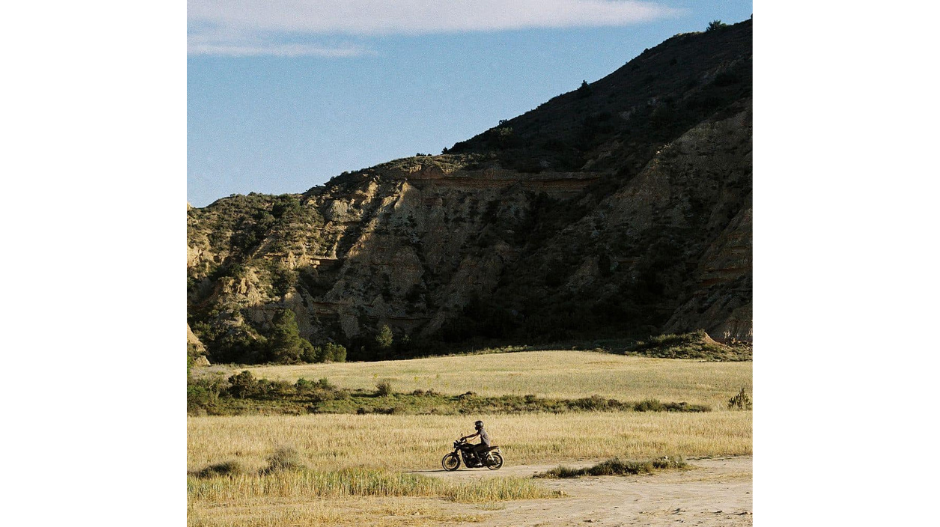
[474, 420, 483, 430]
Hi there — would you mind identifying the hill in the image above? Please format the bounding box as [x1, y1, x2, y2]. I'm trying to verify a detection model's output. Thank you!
[187, 20, 752, 363]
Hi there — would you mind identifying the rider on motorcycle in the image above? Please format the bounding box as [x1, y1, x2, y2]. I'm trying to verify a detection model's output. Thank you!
[460, 420, 491, 464]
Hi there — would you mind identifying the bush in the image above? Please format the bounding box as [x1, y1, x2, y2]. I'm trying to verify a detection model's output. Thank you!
[375, 380, 394, 397]
[633, 399, 710, 413]
[295, 377, 316, 392]
[192, 460, 245, 478]
[572, 395, 610, 411]
[633, 399, 664, 412]
[227, 370, 258, 398]
[300, 343, 320, 363]
[187, 377, 224, 414]
[728, 387, 752, 410]
[262, 446, 304, 474]
[536, 456, 686, 478]
[324, 342, 347, 362]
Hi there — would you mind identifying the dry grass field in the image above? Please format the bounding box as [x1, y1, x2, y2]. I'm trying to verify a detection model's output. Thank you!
[188, 412, 751, 473]
[189, 350, 752, 526]
[199, 350, 751, 408]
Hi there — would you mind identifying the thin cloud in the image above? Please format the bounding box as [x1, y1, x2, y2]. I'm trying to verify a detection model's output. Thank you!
[189, 0, 683, 56]
[187, 24, 373, 57]
[188, 41, 371, 57]
[189, 0, 681, 35]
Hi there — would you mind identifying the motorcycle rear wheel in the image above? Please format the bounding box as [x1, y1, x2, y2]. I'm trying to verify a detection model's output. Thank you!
[442, 453, 460, 471]
[486, 452, 503, 470]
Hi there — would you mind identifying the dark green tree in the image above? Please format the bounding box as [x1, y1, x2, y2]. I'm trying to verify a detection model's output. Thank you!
[324, 342, 347, 362]
[376, 324, 394, 350]
[267, 309, 314, 363]
[300, 343, 322, 363]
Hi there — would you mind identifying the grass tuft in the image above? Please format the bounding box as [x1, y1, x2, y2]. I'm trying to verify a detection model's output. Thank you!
[261, 446, 304, 474]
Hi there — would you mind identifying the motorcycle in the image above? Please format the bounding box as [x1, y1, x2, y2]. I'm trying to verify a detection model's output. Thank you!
[441, 438, 503, 471]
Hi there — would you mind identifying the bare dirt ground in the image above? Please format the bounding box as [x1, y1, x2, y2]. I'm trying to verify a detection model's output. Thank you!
[412, 456, 752, 526]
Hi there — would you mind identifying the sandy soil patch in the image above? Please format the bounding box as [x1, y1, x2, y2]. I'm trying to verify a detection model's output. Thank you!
[412, 456, 752, 526]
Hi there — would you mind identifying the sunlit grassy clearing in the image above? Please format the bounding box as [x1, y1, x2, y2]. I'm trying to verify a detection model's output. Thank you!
[203, 351, 750, 407]
[188, 412, 751, 474]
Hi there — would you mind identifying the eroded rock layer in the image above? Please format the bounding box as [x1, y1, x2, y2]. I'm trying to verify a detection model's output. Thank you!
[187, 20, 753, 362]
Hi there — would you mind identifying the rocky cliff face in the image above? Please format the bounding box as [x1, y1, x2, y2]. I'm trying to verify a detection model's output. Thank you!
[187, 20, 753, 362]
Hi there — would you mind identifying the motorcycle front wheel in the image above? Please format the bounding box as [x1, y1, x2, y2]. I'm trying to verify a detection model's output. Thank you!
[485, 452, 503, 470]
[442, 453, 460, 471]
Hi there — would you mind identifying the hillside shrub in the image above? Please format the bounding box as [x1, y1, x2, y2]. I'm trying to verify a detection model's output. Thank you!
[706, 20, 727, 31]
[577, 80, 592, 98]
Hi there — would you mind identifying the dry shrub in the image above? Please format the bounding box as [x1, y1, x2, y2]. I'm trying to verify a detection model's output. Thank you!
[536, 456, 687, 479]
[192, 460, 245, 478]
[727, 387, 752, 410]
[262, 446, 304, 474]
[375, 380, 393, 396]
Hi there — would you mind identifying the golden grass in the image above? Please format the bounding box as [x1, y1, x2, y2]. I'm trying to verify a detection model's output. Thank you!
[201, 350, 751, 407]
[189, 350, 752, 526]
[188, 412, 751, 474]
[188, 496, 486, 527]
[189, 468, 558, 502]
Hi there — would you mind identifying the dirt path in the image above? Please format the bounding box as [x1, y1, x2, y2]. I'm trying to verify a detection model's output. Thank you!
[411, 456, 752, 526]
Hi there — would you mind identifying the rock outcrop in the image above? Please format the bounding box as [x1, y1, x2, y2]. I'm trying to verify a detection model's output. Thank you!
[187, 20, 753, 361]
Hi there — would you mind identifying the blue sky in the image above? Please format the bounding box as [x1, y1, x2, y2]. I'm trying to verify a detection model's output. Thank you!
[188, 1, 753, 207]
